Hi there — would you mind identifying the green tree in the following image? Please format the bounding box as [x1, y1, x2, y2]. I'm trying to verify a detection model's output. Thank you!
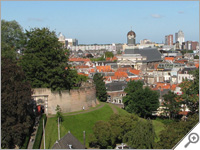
[55, 105, 64, 122]
[156, 114, 199, 149]
[179, 69, 199, 114]
[105, 52, 114, 58]
[19, 27, 83, 91]
[89, 114, 139, 148]
[108, 114, 138, 146]
[93, 73, 107, 102]
[1, 20, 25, 60]
[162, 91, 181, 119]
[194, 55, 199, 59]
[1, 57, 35, 149]
[123, 80, 159, 118]
[123, 119, 156, 149]
[92, 121, 112, 148]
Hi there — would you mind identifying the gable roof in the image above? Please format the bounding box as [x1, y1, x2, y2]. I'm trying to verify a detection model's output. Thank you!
[52, 132, 85, 149]
[124, 48, 162, 62]
[106, 81, 127, 91]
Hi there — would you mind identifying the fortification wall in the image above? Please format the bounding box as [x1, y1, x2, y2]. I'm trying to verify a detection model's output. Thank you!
[32, 85, 97, 115]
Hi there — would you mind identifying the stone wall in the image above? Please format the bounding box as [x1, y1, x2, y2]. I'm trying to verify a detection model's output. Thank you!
[32, 85, 97, 115]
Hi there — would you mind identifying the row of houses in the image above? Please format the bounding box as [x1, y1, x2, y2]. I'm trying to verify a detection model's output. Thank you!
[68, 47, 198, 115]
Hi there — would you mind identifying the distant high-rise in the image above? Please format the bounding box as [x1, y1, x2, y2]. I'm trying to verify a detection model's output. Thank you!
[127, 30, 136, 45]
[165, 34, 173, 45]
[175, 30, 185, 45]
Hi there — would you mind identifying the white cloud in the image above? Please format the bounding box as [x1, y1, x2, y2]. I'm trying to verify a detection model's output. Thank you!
[178, 11, 184, 14]
[27, 18, 45, 22]
[151, 14, 163, 18]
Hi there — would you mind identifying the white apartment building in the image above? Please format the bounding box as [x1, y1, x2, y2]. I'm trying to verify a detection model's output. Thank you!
[175, 30, 185, 45]
[70, 43, 117, 51]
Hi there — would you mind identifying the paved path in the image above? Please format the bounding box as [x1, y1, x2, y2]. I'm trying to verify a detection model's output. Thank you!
[48, 103, 105, 118]
[27, 116, 40, 149]
[107, 103, 118, 114]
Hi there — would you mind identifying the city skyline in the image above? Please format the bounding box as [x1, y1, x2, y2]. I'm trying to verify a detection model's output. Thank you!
[1, 1, 199, 44]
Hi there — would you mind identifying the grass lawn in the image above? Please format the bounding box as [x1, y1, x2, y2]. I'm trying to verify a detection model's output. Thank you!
[41, 103, 113, 149]
[113, 105, 130, 115]
[152, 120, 165, 142]
[41, 103, 165, 149]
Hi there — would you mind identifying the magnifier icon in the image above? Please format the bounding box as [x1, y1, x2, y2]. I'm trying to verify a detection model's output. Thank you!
[184, 133, 199, 148]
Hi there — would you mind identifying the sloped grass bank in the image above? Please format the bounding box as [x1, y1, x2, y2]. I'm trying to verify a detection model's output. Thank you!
[41, 104, 113, 149]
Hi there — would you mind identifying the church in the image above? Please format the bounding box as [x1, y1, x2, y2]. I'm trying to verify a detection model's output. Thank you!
[117, 29, 162, 70]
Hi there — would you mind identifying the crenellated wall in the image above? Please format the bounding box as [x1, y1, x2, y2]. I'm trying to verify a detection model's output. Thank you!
[32, 85, 97, 115]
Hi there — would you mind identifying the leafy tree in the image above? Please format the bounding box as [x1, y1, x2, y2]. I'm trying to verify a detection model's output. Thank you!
[123, 80, 159, 118]
[1, 57, 35, 149]
[90, 56, 105, 61]
[123, 119, 156, 149]
[93, 73, 107, 102]
[86, 53, 93, 58]
[105, 51, 114, 58]
[19, 27, 83, 91]
[1, 20, 25, 60]
[179, 69, 199, 114]
[92, 121, 112, 148]
[194, 55, 199, 59]
[55, 105, 64, 122]
[155, 114, 199, 149]
[108, 114, 138, 146]
[162, 91, 181, 119]
[89, 114, 139, 148]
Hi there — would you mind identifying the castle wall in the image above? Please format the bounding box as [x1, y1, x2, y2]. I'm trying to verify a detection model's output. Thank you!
[32, 85, 97, 115]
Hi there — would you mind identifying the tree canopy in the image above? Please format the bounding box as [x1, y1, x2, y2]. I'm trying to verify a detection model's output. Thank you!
[1, 20, 25, 60]
[19, 27, 85, 91]
[123, 80, 159, 118]
[162, 91, 181, 119]
[89, 114, 139, 148]
[93, 73, 107, 102]
[1, 57, 35, 149]
[155, 114, 199, 149]
[179, 68, 199, 114]
[123, 119, 156, 149]
[105, 51, 114, 58]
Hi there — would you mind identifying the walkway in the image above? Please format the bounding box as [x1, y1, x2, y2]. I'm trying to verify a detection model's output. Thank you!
[48, 103, 105, 118]
[27, 116, 40, 149]
[107, 103, 118, 114]
[48, 102, 120, 118]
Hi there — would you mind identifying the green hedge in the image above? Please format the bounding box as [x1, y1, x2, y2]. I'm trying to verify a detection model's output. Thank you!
[21, 135, 30, 149]
[33, 114, 47, 149]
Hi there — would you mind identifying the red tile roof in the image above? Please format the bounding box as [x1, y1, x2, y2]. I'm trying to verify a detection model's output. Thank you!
[171, 84, 177, 91]
[106, 56, 118, 61]
[195, 63, 199, 68]
[115, 71, 128, 78]
[96, 66, 113, 72]
[78, 73, 89, 76]
[129, 69, 140, 75]
[164, 57, 174, 61]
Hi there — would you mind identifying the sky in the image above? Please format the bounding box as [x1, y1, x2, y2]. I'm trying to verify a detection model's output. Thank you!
[1, 1, 199, 44]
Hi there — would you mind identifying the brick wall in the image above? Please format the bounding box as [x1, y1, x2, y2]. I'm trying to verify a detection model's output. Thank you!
[32, 85, 97, 115]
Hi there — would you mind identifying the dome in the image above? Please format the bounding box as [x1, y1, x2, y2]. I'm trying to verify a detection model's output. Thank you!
[127, 30, 136, 37]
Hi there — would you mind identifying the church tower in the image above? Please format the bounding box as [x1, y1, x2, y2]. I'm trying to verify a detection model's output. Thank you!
[127, 29, 136, 45]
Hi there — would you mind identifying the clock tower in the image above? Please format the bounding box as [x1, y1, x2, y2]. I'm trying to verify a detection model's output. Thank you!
[127, 30, 136, 45]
